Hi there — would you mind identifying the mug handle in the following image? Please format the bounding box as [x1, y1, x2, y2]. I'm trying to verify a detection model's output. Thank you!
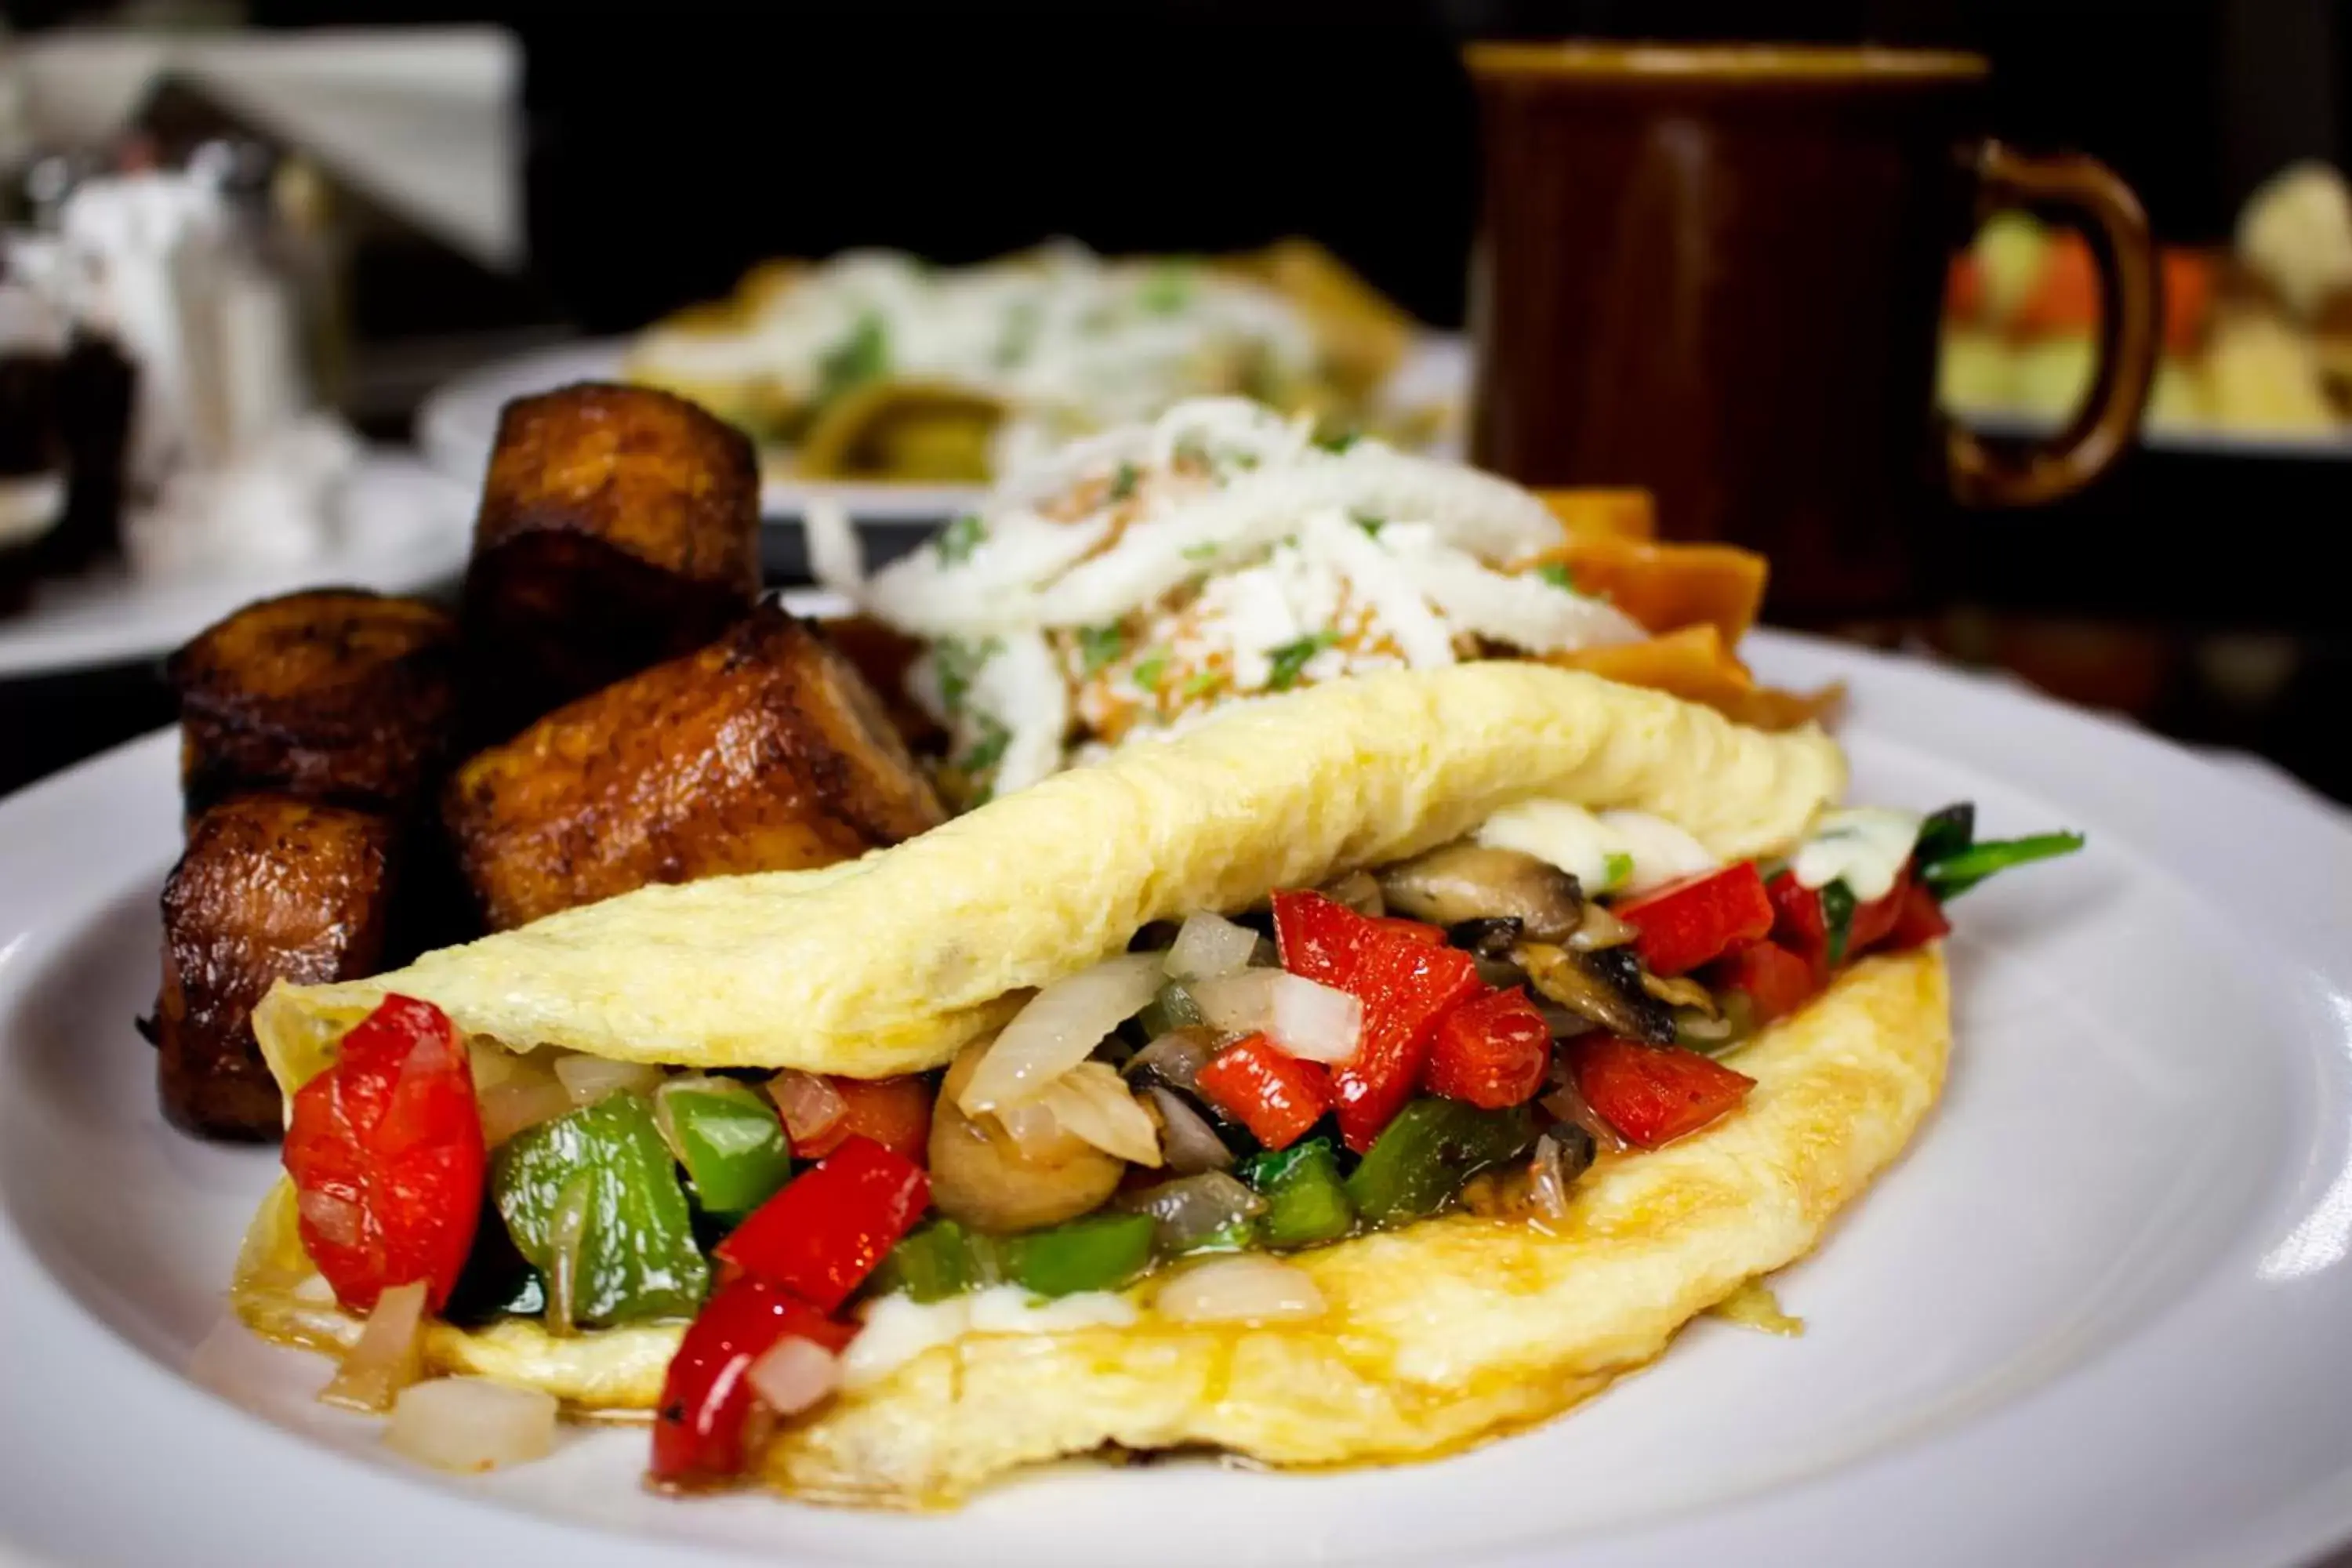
[1947, 141, 2161, 508]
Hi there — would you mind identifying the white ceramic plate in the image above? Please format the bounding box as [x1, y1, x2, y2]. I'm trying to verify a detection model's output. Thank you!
[416, 336, 1471, 523]
[0, 456, 474, 681]
[4, 633, 2352, 1568]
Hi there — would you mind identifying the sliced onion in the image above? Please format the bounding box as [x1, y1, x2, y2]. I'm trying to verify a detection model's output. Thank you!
[543, 1177, 590, 1337]
[466, 1040, 521, 1092]
[960, 953, 1164, 1112]
[769, 1069, 848, 1150]
[1188, 969, 1277, 1033]
[552, 1054, 666, 1108]
[746, 1334, 842, 1417]
[993, 1094, 1093, 1163]
[1265, 973, 1363, 1064]
[1146, 1087, 1233, 1174]
[1541, 1075, 1629, 1156]
[1126, 1027, 1221, 1094]
[320, 1278, 429, 1413]
[1165, 912, 1260, 982]
[1523, 1134, 1575, 1223]
[1155, 1255, 1327, 1324]
[479, 1074, 575, 1148]
[1033, 1062, 1163, 1166]
[385, 1377, 558, 1472]
[1119, 1171, 1265, 1250]
[1569, 902, 1639, 952]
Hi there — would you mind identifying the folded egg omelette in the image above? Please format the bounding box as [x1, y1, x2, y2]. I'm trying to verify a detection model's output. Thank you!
[236, 661, 1949, 1506]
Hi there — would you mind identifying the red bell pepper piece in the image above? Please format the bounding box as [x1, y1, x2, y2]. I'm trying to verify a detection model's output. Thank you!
[1566, 1035, 1756, 1149]
[1768, 869, 1911, 973]
[281, 995, 485, 1313]
[1707, 939, 1820, 1026]
[1196, 1034, 1330, 1149]
[1613, 863, 1775, 976]
[1272, 890, 1484, 1151]
[1425, 986, 1552, 1108]
[1368, 916, 1447, 945]
[1880, 881, 1952, 952]
[789, 1075, 934, 1165]
[649, 1276, 855, 1487]
[713, 1137, 928, 1312]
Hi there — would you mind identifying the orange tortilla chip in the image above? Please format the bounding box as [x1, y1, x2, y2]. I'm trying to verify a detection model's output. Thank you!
[1553, 626, 1838, 733]
[1537, 536, 1769, 644]
[1536, 489, 1655, 543]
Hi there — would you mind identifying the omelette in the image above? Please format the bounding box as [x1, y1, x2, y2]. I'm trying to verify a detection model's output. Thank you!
[234, 662, 2080, 1504]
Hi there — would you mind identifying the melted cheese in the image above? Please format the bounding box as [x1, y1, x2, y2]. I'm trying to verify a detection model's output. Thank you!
[1476, 800, 1720, 895]
[1791, 808, 1922, 902]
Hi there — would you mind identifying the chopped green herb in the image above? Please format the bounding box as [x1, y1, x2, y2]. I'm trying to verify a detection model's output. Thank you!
[1138, 263, 1194, 315]
[1076, 622, 1128, 676]
[1181, 541, 1221, 562]
[1173, 435, 1210, 470]
[817, 310, 890, 401]
[930, 636, 998, 716]
[1181, 669, 1226, 699]
[1921, 832, 2085, 902]
[1131, 650, 1170, 693]
[1352, 510, 1385, 537]
[1229, 451, 1260, 471]
[1264, 631, 1338, 691]
[958, 715, 1011, 778]
[1108, 461, 1140, 502]
[1536, 561, 1576, 591]
[935, 512, 987, 565]
[1820, 880, 1858, 966]
[1315, 430, 1361, 454]
[1602, 851, 1635, 891]
[1913, 802, 1976, 867]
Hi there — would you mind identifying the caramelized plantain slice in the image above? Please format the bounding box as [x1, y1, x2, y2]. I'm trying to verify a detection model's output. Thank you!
[444, 601, 946, 931]
[167, 589, 459, 816]
[154, 796, 397, 1140]
[461, 382, 762, 744]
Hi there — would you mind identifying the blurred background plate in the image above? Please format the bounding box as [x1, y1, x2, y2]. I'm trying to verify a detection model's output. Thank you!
[416, 332, 1472, 521]
[0, 453, 470, 681]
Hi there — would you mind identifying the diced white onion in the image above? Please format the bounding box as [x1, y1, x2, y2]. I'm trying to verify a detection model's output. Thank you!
[746, 1335, 841, 1417]
[1154, 1255, 1327, 1324]
[1032, 1062, 1163, 1166]
[960, 953, 1164, 1112]
[1541, 1079, 1630, 1156]
[477, 1076, 575, 1148]
[1127, 1029, 1218, 1094]
[993, 1095, 1092, 1164]
[769, 1069, 848, 1149]
[552, 1054, 666, 1108]
[466, 1040, 520, 1092]
[320, 1278, 429, 1413]
[1147, 1087, 1233, 1173]
[1266, 973, 1363, 1064]
[297, 1189, 362, 1250]
[385, 1377, 559, 1473]
[1188, 969, 1278, 1033]
[1165, 912, 1260, 982]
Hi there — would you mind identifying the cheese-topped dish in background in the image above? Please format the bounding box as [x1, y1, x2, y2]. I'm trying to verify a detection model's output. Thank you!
[624, 240, 1432, 484]
[817, 396, 1806, 802]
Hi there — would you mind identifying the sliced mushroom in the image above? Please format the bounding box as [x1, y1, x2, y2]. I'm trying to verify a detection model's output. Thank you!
[1640, 971, 1717, 1014]
[930, 1042, 1126, 1232]
[1317, 869, 1385, 917]
[1513, 940, 1675, 1044]
[1378, 844, 1584, 942]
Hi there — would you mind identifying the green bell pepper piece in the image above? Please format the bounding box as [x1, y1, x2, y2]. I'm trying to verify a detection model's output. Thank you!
[440, 1192, 545, 1327]
[873, 1219, 983, 1303]
[1242, 1138, 1355, 1248]
[1920, 831, 2086, 901]
[656, 1078, 791, 1220]
[493, 1092, 710, 1329]
[1006, 1213, 1155, 1298]
[1344, 1098, 1538, 1228]
[1136, 979, 1205, 1040]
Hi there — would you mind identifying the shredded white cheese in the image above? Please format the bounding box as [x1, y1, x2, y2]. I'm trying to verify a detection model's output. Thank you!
[841, 1286, 1138, 1390]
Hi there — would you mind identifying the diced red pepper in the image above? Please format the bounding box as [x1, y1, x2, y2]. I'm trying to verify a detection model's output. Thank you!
[1566, 1035, 1756, 1149]
[1768, 869, 1910, 974]
[1425, 987, 1552, 1109]
[1272, 890, 1484, 1150]
[1195, 1034, 1330, 1150]
[1879, 881, 1952, 953]
[713, 1137, 928, 1312]
[790, 1075, 933, 1165]
[1613, 863, 1775, 976]
[649, 1276, 855, 1487]
[1368, 916, 1447, 945]
[1706, 939, 1820, 1026]
[281, 995, 485, 1313]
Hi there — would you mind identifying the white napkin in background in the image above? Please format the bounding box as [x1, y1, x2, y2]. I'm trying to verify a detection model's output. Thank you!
[5, 27, 521, 272]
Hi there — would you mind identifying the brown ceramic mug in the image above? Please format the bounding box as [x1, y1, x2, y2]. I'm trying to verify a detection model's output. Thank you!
[1466, 44, 2159, 619]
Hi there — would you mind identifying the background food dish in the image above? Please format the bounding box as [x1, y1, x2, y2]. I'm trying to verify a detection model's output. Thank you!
[2, 626, 2350, 1564]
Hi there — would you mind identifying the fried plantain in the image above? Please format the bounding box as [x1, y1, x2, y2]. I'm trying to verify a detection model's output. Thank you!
[461, 382, 762, 743]
[445, 601, 947, 931]
[167, 589, 459, 816]
[154, 796, 397, 1140]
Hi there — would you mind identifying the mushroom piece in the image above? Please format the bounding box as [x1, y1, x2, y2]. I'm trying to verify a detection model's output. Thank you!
[929, 1042, 1127, 1233]
[1377, 844, 1584, 942]
[1513, 940, 1676, 1044]
[1317, 869, 1386, 917]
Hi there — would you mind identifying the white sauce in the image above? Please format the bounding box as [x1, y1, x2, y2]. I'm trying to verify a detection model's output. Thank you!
[0, 474, 63, 548]
[840, 1285, 1138, 1390]
[1475, 800, 1719, 896]
[1791, 808, 1922, 902]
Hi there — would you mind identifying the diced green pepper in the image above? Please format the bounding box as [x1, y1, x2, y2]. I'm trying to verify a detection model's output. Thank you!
[1006, 1213, 1156, 1298]
[1913, 802, 1976, 866]
[873, 1219, 981, 1303]
[1344, 1098, 1538, 1228]
[1137, 979, 1205, 1040]
[493, 1093, 710, 1329]
[656, 1078, 791, 1221]
[1177, 1218, 1257, 1254]
[440, 1192, 545, 1327]
[1242, 1138, 1355, 1248]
